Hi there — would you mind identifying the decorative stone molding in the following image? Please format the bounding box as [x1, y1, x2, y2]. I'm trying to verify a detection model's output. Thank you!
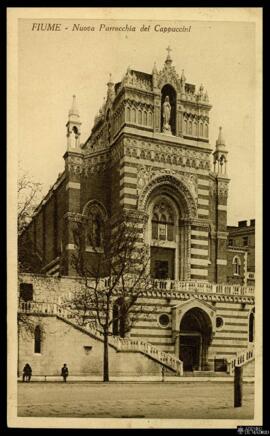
[121, 136, 211, 170]
[137, 165, 198, 201]
[138, 173, 197, 219]
[217, 180, 229, 199]
[119, 68, 152, 93]
[171, 297, 216, 336]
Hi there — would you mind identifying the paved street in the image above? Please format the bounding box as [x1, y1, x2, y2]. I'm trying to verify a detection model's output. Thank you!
[18, 381, 254, 419]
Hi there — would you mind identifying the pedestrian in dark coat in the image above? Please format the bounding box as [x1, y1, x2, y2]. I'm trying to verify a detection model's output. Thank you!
[22, 363, 32, 382]
[61, 363, 69, 382]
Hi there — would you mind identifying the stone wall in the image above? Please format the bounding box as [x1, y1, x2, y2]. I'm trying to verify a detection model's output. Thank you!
[18, 315, 165, 377]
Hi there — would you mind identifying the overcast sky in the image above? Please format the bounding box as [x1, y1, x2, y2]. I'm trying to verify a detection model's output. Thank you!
[17, 14, 260, 226]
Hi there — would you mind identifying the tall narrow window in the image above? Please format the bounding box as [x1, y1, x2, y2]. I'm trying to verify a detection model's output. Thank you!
[200, 122, 203, 137]
[233, 256, 241, 275]
[183, 119, 187, 134]
[86, 208, 103, 248]
[249, 312, 255, 342]
[131, 108, 136, 123]
[93, 216, 101, 247]
[143, 111, 147, 125]
[152, 213, 159, 239]
[126, 107, 130, 122]
[138, 110, 142, 125]
[34, 325, 41, 354]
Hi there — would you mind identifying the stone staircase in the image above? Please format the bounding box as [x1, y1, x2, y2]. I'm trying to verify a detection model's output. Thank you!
[226, 345, 255, 375]
[18, 301, 183, 376]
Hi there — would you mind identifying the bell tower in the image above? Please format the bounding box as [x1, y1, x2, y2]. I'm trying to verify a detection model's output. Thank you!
[62, 95, 83, 275]
[213, 126, 230, 283]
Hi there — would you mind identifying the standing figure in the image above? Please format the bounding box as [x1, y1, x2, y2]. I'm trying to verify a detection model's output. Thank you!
[22, 363, 32, 382]
[61, 363, 69, 382]
[162, 95, 171, 133]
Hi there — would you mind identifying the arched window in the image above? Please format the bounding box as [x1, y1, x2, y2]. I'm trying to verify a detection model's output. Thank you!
[83, 202, 107, 249]
[193, 122, 198, 137]
[138, 110, 142, 125]
[249, 311, 255, 343]
[148, 112, 152, 126]
[143, 111, 147, 125]
[205, 123, 209, 138]
[86, 211, 103, 248]
[151, 201, 175, 242]
[200, 122, 203, 137]
[34, 325, 41, 354]
[152, 213, 159, 239]
[233, 256, 241, 276]
[131, 108, 136, 123]
[188, 120, 192, 135]
[183, 119, 187, 134]
[126, 107, 130, 122]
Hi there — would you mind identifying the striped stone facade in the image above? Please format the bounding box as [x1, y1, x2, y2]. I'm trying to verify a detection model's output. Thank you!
[18, 274, 255, 373]
[18, 52, 255, 373]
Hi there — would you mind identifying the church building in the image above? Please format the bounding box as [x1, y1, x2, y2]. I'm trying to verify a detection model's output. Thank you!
[18, 49, 255, 378]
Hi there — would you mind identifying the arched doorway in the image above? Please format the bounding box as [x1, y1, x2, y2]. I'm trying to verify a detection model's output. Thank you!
[179, 308, 212, 371]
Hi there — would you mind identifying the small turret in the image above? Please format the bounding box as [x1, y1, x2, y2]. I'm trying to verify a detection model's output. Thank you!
[107, 73, 115, 101]
[213, 126, 228, 176]
[180, 69, 186, 96]
[152, 62, 158, 88]
[66, 95, 81, 150]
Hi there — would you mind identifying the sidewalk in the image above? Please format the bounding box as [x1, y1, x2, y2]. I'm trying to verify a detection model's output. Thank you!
[18, 375, 255, 383]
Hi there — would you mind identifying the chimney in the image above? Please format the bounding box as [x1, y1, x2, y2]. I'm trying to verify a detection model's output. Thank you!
[238, 220, 247, 228]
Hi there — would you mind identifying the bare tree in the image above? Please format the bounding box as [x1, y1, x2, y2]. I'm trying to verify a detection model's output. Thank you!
[17, 165, 43, 272]
[69, 211, 152, 382]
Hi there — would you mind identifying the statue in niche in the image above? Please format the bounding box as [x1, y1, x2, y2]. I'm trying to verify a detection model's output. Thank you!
[162, 95, 172, 134]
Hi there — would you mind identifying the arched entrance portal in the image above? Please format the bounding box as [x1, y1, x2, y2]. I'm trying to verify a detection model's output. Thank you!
[179, 308, 212, 371]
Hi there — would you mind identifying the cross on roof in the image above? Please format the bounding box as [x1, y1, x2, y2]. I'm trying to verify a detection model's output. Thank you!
[166, 45, 172, 57]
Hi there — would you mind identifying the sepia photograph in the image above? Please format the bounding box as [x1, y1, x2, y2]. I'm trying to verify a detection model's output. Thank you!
[7, 7, 262, 429]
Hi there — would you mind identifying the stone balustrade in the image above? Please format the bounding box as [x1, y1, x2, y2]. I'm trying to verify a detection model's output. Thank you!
[18, 301, 183, 376]
[152, 280, 254, 296]
[226, 345, 255, 375]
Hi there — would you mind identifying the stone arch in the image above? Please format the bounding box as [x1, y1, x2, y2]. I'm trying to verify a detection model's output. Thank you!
[82, 199, 108, 221]
[138, 174, 197, 219]
[82, 200, 108, 248]
[172, 298, 216, 371]
[172, 298, 216, 335]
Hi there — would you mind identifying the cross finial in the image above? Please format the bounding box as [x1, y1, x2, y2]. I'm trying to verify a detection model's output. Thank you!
[166, 45, 172, 56]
